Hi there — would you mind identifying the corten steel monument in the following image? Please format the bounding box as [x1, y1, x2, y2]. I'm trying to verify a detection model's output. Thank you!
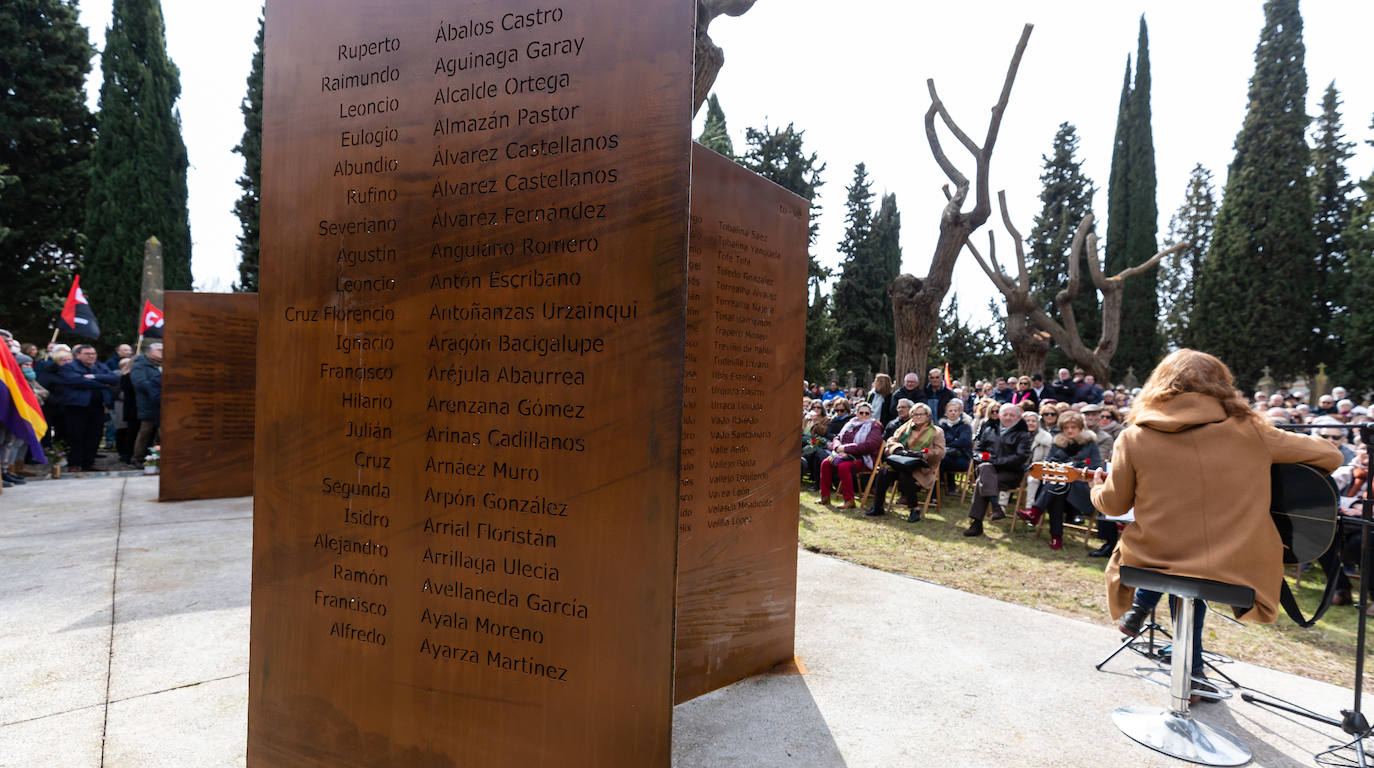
[250, 0, 693, 764]
[159, 291, 257, 501]
[674, 144, 807, 703]
[250, 1, 806, 763]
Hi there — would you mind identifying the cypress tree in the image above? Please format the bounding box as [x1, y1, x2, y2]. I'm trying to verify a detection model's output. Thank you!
[83, 0, 191, 344]
[1309, 82, 1353, 371]
[1341, 115, 1374, 386]
[1106, 17, 1160, 377]
[0, 0, 95, 343]
[696, 93, 733, 159]
[869, 192, 902, 362]
[739, 123, 830, 380]
[1193, 0, 1315, 387]
[233, 12, 264, 292]
[1159, 164, 1217, 350]
[1026, 123, 1096, 369]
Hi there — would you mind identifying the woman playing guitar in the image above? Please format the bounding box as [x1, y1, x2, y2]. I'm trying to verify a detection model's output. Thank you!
[1086, 350, 1342, 696]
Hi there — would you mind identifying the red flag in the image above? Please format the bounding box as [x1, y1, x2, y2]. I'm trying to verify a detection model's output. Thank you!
[139, 300, 165, 336]
[59, 275, 101, 339]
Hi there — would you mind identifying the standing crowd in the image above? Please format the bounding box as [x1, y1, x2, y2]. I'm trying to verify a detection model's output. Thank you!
[0, 329, 163, 486]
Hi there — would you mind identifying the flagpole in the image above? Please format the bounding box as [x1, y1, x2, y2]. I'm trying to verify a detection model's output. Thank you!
[49, 327, 59, 347]
[135, 334, 144, 355]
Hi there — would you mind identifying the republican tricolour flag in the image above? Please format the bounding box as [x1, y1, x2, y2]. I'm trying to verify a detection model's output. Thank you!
[944, 362, 953, 389]
[0, 345, 47, 464]
[58, 274, 101, 339]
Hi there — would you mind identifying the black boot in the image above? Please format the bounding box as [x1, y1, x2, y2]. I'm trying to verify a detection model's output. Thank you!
[988, 504, 1006, 521]
[1088, 543, 1113, 558]
[864, 505, 884, 517]
[962, 518, 983, 537]
[1118, 604, 1151, 636]
[907, 508, 921, 523]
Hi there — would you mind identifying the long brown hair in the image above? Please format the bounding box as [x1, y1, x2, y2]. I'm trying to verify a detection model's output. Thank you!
[872, 373, 893, 397]
[1129, 349, 1260, 426]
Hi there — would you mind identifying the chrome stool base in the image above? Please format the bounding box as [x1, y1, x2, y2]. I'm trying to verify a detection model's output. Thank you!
[1113, 705, 1252, 766]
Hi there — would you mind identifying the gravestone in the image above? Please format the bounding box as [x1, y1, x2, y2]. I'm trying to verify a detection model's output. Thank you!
[158, 291, 257, 501]
[249, 1, 693, 765]
[674, 143, 807, 703]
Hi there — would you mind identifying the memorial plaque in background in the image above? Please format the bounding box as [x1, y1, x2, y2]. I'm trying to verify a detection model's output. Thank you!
[674, 144, 809, 704]
[249, 2, 692, 766]
[159, 291, 258, 501]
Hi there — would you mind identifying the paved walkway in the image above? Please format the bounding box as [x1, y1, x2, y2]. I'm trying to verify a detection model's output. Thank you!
[1, 476, 1363, 767]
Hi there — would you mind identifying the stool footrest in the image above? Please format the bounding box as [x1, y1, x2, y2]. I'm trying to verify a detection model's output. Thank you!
[1119, 566, 1255, 610]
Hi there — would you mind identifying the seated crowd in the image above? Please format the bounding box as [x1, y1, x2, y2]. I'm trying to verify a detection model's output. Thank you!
[802, 365, 1372, 562]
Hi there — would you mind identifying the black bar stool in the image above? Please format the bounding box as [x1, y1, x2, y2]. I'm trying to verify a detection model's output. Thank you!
[1112, 565, 1254, 766]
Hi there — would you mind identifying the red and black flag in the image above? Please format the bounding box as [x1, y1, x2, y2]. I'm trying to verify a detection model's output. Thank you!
[139, 300, 165, 338]
[58, 274, 101, 339]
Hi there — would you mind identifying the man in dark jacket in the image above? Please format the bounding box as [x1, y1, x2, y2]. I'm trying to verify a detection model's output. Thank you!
[917, 367, 955, 420]
[58, 345, 118, 471]
[1047, 368, 1075, 402]
[891, 372, 924, 413]
[1074, 373, 1104, 405]
[963, 403, 1033, 537]
[130, 343, 163, 466]
[883, 399, 913, 439]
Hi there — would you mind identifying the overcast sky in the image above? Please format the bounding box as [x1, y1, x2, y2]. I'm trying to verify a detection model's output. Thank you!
[76, 1, 1374, 324]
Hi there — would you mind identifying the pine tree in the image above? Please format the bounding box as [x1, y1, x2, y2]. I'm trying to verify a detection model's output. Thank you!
[696, 93, 733, 159]
[1106, 17, 1160, 377]
[83, 0, 191, 344]
[1341, 114, 1374, 386]
[1159, 164, 1217, 350]
[1309, 82, 1354, 371]
[1026, 123, 1096, 370]
[0, 0, 95, 343]
[804, 284, 836, 383]
[1194, 0, 1315, 388]
[233, 12, 264, 292]
[932, 295, 1013, 381]
[831, 164, 889, 375]
[739, 122, 829, 380]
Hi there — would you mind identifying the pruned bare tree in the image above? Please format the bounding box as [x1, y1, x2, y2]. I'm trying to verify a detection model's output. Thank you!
[891, 24, 1033, 379]
[693, 0, 758, 116]
[967, 192, 1186, 382]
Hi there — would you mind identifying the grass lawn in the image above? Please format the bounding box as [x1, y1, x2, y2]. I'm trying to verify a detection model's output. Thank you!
[797, 487, 1367, 688]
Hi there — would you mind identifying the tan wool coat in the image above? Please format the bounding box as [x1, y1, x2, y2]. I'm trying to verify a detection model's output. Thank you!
[888, 420, 946, 490]
[1091, 392, 1343, 623]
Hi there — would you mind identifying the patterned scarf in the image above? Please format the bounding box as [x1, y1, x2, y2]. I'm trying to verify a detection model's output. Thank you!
[894, 419, 937, 452]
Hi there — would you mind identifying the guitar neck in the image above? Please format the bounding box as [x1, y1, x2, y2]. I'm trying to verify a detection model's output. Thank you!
[1029, 461, 1093, 484]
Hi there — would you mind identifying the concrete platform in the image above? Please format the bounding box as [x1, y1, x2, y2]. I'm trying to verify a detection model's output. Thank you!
[0, 476, 1361, 767]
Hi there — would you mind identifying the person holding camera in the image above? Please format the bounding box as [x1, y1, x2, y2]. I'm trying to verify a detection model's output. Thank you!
[865, 402, 946, 522]
[963, 403, 1033, 537]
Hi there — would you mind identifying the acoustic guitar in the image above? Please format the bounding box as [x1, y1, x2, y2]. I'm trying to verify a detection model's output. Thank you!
[1028, 461, 1097, 484]
[1270, 463, 1340, 564]
[1029, 461, 1339, 564]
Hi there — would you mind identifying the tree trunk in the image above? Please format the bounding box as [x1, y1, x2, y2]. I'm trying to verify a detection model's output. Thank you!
[892, 24, 1033, 384]
[1007, 313, 1049, 375]
[890, 273, 939, 379]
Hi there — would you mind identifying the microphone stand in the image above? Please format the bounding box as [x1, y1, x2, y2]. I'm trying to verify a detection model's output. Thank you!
[1242, 423, 1373, 767]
